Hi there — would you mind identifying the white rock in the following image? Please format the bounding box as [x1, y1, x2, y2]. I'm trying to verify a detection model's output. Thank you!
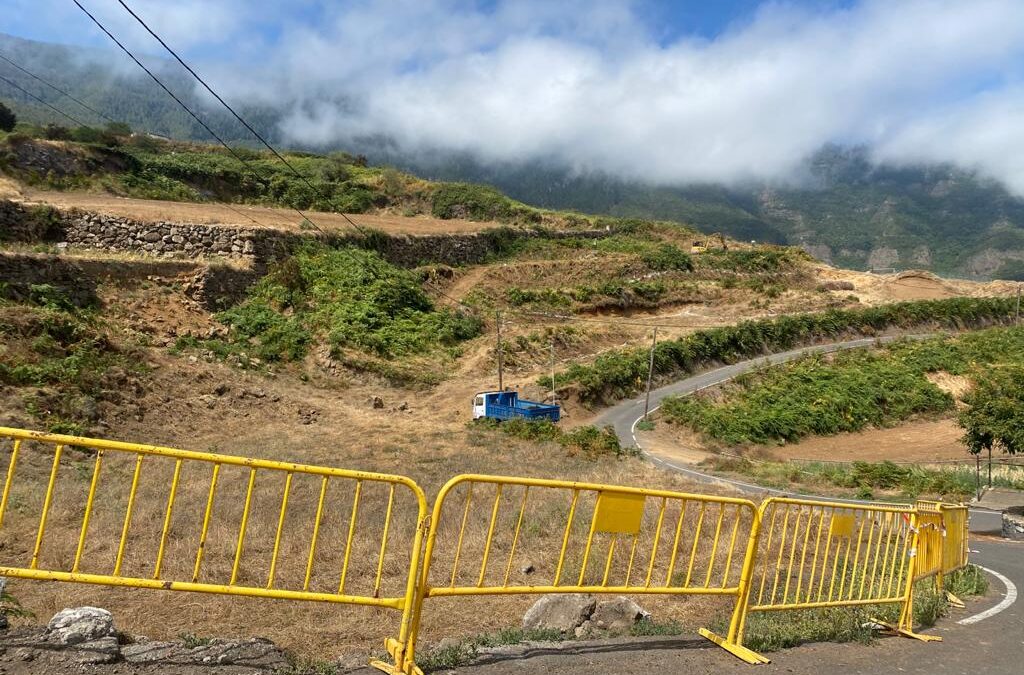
[47, 607, 115, 645]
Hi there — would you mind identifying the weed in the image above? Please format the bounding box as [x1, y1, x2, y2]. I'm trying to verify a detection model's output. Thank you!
[178, 633, 214, 649]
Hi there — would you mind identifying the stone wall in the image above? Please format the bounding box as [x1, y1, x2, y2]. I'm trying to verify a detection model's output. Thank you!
[63, 210, 269, 258]
[2, 200, 612, 269]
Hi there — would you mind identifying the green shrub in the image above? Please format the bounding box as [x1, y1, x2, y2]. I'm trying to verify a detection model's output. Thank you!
[640, 243, 694, 271]
[214, 244, 482, 362]
[545, 297, 1019, 404]
[431, 182, 537, 222]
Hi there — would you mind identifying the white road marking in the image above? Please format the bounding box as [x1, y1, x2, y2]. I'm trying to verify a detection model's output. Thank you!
[957, 566, 1017, 625]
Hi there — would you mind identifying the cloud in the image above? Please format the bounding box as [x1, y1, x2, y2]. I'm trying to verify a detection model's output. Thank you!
[24, 0, 1024, 191]
[261, 0, 1024, 188]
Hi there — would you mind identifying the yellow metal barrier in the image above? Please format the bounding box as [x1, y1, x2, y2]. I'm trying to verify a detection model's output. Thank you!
[707, 497, 941, 662]
[0, 427, 974, 671]
[408, 474, 763, 666]
[0, 427, 428, 675]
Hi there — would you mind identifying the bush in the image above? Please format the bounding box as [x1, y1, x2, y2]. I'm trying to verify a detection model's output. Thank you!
[640, 243, 693, 271]
[431, 182, 537, 222]
[215, 244, 483, 362]
[0, 102, 15, 132]
[477, 418, 632, 458]
[546, 297, 1019, 404]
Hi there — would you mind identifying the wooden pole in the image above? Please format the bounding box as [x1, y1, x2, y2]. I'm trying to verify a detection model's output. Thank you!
[976, 454, 982, 501]
[1016, 285, 1021, 326]
[496, 310, 504, 391]
[643, 327, 659, 420]
[550, 339, 556, 404]
[988, 446, 993, 488]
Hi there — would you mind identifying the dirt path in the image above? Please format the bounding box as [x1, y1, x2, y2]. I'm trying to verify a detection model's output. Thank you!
[17, 188, 502, 234]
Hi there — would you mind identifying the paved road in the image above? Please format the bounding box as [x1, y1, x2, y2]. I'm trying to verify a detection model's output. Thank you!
[447, 539, 1021, 674]
[591, 335, 1009, 533]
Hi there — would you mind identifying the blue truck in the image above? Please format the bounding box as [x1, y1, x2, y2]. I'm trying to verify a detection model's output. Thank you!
[472, 390, 561, 422]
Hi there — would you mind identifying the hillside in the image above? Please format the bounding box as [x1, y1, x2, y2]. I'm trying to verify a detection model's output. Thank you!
[409, 147, 1024, 280]
[6, 32, 1024, 280]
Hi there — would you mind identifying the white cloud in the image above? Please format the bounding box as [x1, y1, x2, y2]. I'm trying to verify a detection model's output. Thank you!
[24, 0, 1024, 190]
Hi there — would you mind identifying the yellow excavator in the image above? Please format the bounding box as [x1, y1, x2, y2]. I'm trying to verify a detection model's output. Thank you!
[690, 233, 728, 254]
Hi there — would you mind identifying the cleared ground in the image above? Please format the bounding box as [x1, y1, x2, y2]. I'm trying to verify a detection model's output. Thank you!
[13, 187, 504, 234]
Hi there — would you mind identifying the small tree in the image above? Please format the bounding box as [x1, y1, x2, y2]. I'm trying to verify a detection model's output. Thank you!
[0, 101, 16, 132]
[958, 364, 1024, 455]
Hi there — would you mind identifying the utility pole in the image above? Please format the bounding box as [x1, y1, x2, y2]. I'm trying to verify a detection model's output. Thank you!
[550, 340, 556, 404]
[988, 446, 993, 488]
[1016, 284, 1021, 326]
[643, 327, 659, 420]
[496, 310, 504, 391]
[976, 454, 982, 501]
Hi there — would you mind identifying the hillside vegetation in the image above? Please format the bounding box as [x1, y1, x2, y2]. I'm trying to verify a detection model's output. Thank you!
[549, 296, 1020, 405]
[660, 326, 1024, 446]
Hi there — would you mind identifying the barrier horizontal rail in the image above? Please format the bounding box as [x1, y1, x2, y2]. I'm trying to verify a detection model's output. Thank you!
[0, 427, 428, 675]
[409, 473, 763, 665]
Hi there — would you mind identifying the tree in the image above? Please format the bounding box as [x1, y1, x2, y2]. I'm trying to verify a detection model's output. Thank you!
[957, 364, 1024, 455]
[0, 101, 16, 132]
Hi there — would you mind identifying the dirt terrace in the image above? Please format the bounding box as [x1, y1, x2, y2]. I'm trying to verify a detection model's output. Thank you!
[13, 187, 504, 235]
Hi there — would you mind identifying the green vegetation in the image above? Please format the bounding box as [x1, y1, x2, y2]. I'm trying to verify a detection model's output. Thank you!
[661, 327, 1024, 446]
[472, 418, 634, 458]
[0, 101, 15, 132]
[662, 349, 953, 445]
[706, 456, 1024, 500]
[418, 627, 563, 673]
[739, 565, 987, 652]
[959, 363, 1024, 456]
[190, 244, 481, 365]
[629, 618, 684, 637]
[0, 284, 140, 433]
[546, 297, 1019, 404]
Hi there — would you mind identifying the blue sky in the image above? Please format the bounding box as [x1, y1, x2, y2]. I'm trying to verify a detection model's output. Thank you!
[5, 1, 1024, 192]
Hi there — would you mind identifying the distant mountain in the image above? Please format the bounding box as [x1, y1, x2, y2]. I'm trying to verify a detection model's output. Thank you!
[0, 32, 280, 145]
[4, 32, 1024, 280]
[399, 147, 1024, 280]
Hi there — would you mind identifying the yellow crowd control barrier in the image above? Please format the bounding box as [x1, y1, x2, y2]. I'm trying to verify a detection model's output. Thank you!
[0, 427, 973, 672]
[706, 497, 937, 662]
[0, 427, 428, 675]
[408, 474, 763, 667]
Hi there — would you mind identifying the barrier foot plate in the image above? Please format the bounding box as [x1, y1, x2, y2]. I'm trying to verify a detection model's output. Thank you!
[868, 618, 943, 643]
[945, 591, 966, 609]
[698, 628, 770, 664]
[369, 638, 424, 675]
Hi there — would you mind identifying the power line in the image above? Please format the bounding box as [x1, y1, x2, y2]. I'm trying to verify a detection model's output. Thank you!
[0, 72, 89, 127]
[70, 0, 329, 240]
[0, 50, 115, 125]
[114, 0, 371, 238]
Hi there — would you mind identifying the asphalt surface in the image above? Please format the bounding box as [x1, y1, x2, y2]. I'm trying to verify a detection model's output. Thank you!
[445, 539, 1022, 674]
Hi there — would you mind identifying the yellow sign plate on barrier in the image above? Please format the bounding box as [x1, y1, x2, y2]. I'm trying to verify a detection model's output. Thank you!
[829, 513, 856, 538]
[593, 491, 646, 534]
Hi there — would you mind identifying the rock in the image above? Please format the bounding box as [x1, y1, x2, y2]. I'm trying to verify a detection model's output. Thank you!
[123, 637, 287, 670]
[72, 636, 120, 664]
[398, 401, 409, 411]
[522, 594, 595, 633]
[15, 648, 34, 661]
[47, 607, 115, 645]
[197, 394, 218, 409]
[520, 564, 536, 575]
[372, 396, 385, 409]
[242, 387, 267, 399]
[590, 597, 650, 634]
[573, 620, 593, 639]
[213, 383, 231, 396]
[0, 613, 8, 631]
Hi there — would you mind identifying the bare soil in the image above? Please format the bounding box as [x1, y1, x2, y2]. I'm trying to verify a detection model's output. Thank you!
[16, 188, 503, 235]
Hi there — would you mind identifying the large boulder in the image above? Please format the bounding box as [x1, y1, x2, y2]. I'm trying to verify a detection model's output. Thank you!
[522, 594, 596, 633]
[590, 597, 651, 634]
[47, 607, 115, 645]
